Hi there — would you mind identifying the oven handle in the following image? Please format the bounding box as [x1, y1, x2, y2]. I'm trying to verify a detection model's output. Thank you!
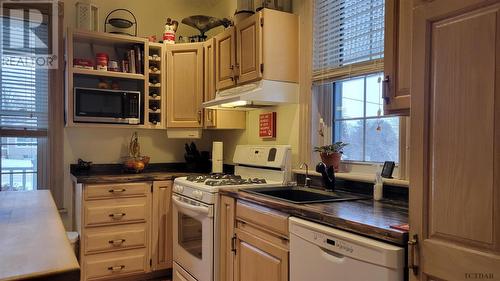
[172, 195, 211, 215]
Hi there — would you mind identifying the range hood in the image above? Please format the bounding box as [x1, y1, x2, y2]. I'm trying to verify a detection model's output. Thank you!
[202, 80, 299, 110]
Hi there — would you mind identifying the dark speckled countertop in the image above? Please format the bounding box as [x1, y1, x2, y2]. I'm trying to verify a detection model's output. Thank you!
[70, 163, 215, 184]
[220, 188, 409, 246]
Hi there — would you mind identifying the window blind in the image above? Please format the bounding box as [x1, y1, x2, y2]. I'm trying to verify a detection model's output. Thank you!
[313, 0, 385, 82]
[0, 16, 49, 132]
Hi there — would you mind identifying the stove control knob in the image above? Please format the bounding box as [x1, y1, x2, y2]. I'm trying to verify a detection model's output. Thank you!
[174, 185, 184, 193]
[192, 190, 203, 200]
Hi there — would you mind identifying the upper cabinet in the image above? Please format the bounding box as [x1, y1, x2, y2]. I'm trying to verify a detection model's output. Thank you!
[383, 0, 412, 115]
[166, 43, 204, 128]
[214, 9, 299, 92]
[410, 1, 500, 280]
[215, 28, 237, 90]
[205, 38, 246, 129]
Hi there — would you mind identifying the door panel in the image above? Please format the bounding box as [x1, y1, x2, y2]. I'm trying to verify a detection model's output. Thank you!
[166, 43, 203, 128]
[215, 28, 236, 90]
[411, 1, 500, 280]
[234, 229, 288, 281]
[219, 196, 235, 281]
[151, 181, 173, 270]
[237, 14, 262, 84]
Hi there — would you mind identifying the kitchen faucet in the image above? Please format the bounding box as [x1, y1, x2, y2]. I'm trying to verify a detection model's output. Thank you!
[299, 162, 312, 188]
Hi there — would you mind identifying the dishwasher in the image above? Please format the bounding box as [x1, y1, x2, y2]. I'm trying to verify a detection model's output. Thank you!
[289, 217, 405, 281]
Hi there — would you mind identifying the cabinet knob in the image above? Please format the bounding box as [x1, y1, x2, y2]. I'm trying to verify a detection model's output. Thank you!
[108, 239, 126, 246]
[109, 212, 126, 219]
[107, 265, 125, 272]
[108, 188, 126, 193]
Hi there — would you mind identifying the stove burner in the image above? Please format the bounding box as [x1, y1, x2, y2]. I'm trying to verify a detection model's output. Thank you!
[186, 173, 243, 182]
[205, 178, 267, 186]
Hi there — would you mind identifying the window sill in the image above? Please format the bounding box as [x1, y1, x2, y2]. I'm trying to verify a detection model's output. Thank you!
[292, 169, 410, 188]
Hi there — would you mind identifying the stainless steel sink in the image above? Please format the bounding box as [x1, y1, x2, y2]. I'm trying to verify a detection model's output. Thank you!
[243, 187, 367, 204]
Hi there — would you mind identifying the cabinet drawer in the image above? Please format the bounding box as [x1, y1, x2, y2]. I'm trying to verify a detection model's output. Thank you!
[84, 223, 147, 254]
[236, 200, 289, 237]
[84, 249, 147, 280]
[85, 183, 149, 200]
[85, 197, 147, 227]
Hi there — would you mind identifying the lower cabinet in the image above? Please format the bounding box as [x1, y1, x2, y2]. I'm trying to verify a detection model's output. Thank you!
[74, 181, 173, 281]
[234, 229, 288, 281]
[219, 195, 289, 281]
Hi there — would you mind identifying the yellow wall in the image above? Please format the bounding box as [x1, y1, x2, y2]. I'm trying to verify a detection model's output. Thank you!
[210, 104, 300, 166]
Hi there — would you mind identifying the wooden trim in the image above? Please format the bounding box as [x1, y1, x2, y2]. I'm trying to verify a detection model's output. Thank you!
[312, 59, 384, 83]
[48, 1, 65, 208]
[297, 0, 314, 166]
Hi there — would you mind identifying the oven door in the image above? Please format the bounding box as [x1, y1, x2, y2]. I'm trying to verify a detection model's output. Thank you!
[172, 194, 214, 281]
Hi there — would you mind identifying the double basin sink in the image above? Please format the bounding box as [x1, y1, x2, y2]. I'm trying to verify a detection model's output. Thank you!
[243, 186, 366, 204]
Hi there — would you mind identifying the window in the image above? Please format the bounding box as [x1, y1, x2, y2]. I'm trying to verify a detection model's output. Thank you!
[0, 3, 64, 207]
[311, 0, 405, 169]
[333, 73, 399, 163]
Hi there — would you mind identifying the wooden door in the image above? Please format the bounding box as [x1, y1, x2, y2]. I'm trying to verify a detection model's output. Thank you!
[204, 39, 217, 128]
[151, 181, 173, 271]
[166, 43, 204, 128]
[384, 0, 412, 115]
[236, 13, 263, 84]
[234, 229, 288, 281]
[219, 196, 235, 281]
[410, 1, 500, 280]
[215, 27, 236, 90]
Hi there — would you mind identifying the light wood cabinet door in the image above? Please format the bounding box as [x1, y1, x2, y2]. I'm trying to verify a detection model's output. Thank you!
[204, 38, 217, 128]
[410, 1, 500, 280]
[219, 196, 235, 281]
[215, 27, 236, 90]
[166, 43, 204, 128]
[234, 229, 288, 281]
[384, 0, 412, 115]
[236, 13, 263, 84]
[151, 181, 173, 271]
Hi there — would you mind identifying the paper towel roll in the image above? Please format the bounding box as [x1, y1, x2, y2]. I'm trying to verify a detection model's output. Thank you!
[212, 141, 223, 174]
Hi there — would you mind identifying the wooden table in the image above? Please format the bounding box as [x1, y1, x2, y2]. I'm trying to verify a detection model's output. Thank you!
[0, 191, 80, 281]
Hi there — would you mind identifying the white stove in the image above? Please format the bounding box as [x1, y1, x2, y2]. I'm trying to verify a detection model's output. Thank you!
[172, 145, 292, 281]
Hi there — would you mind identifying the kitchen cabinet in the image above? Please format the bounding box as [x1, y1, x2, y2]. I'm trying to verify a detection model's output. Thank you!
[219, 196, 236, 281]
[383, 0, 412, 115]
[166, 43, 204, 128]
[151, 181, 173, 270]
[215, 28, 237, 90]
[210, 9, 298, 96]
[204, 38, 246, 129]
[74, 180, 174, 281]
[232, 200, 289, 281]
[410, 1, 500, 280]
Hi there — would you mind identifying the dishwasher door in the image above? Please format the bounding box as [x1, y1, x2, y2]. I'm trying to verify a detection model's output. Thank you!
[289, 217, 404, 281]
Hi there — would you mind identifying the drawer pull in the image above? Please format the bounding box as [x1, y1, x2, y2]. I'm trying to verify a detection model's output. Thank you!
[107, 265, 125, 272]
[109, 213, 126, 219]
[108, 239, 126, 246]
[108, 188, 126, 193]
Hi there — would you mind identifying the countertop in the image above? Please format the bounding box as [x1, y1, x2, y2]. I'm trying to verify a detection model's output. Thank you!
[70, 163, 211, 184]
[220, 188, 409, 246]
[0, 191, 80, 281]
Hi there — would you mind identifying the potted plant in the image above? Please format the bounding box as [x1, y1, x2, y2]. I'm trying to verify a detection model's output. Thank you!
[314, 142, 349, 172]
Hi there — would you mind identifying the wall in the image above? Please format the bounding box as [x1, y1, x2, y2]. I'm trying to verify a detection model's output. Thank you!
[61, 0, 236, 229]
[210, 104, 300, 165]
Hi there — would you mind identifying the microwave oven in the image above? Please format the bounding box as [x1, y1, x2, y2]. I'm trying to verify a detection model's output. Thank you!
[73, 87, 141, 124]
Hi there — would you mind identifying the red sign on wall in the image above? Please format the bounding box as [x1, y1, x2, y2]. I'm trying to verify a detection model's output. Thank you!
[259, 112, 276, 139]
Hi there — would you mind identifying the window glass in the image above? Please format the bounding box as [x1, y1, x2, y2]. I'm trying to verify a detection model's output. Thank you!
[333, 73, 399, 163]
[1, 137, 38, 191]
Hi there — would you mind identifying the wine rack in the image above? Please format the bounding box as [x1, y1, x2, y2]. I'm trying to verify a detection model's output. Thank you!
[146, 42, 165, 128]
